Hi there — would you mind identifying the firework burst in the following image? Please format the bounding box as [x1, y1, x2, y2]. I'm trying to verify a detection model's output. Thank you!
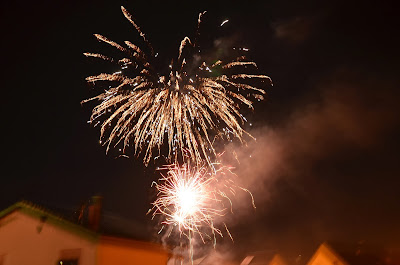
[150, 164, 224, 239]
[150, 163, 255, 248]
[83, 6, 271, 166]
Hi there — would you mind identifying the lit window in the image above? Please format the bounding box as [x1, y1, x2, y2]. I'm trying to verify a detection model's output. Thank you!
[57, 248, 81, 265]
[57, 259, 78, 265]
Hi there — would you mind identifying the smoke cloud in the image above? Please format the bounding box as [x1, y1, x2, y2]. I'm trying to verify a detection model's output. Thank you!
[212, 67, 400, 261]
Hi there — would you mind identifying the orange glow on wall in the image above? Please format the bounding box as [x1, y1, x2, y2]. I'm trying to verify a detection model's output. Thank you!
[97, 236, 169, 265]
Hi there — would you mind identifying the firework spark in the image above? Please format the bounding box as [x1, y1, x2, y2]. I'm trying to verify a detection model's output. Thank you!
[83, 6, 271, 166]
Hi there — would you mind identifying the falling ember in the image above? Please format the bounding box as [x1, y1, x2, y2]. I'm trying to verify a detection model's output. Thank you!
[82, 6, 271, 167]
[220, 19, 229, 26]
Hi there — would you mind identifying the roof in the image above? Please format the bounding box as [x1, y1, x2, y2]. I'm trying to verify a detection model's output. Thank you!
[309, 242, 397, 265]
[244, 251, 288, 265]
[99, 211, 151, 241]
[307, 243, 349, 265]
[0, 200, 99, 242]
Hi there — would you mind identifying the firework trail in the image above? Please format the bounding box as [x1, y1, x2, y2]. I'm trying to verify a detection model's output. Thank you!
[149, 163, 255, 259]
[83, 6, 271, 167]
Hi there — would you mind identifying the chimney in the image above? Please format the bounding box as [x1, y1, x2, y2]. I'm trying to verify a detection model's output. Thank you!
[88, 195, 103, 231]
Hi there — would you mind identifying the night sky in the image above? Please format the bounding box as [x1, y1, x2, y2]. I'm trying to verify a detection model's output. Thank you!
[1, 0, 399, 261]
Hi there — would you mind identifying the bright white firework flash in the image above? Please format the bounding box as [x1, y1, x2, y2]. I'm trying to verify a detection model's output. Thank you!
[149, 163, 255, 260]
[151, 164, 226, 239]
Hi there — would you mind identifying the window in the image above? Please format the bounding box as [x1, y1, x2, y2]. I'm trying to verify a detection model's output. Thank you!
[57, 249, 81, 265]
[57, 259, 78, 265]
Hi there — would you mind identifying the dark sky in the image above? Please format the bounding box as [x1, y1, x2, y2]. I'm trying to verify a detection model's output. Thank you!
[1, 0, 399, 261]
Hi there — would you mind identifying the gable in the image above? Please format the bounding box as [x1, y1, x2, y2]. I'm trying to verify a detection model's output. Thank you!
[308, 244, 349, 265]
[0, 211, 98, 265]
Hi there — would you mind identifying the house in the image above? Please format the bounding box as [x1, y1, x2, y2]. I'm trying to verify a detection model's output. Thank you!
[241, 252, 289, 265]
[178, 250, 289, 265]
[269, 254, 289, 265]
[0, 200, 169, 265]
[307, 242, 400, 265]
[307, 243, 349, 265]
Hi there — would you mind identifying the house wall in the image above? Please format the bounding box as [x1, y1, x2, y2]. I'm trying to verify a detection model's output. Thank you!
[97, 236, 169, 265]
[0, 211, 97, 265]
